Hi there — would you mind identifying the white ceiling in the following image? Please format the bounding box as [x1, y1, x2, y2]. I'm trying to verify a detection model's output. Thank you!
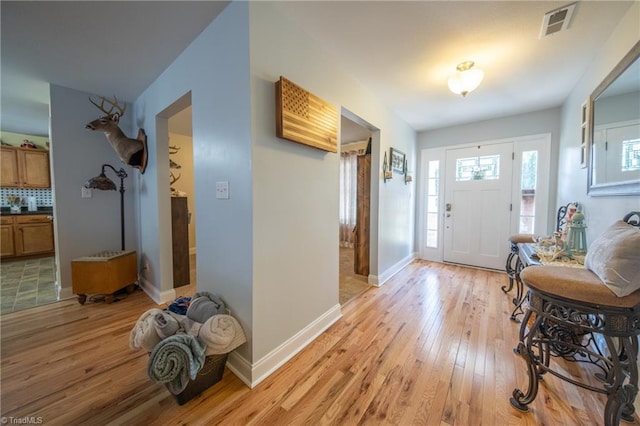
[0, 1, 635, 139]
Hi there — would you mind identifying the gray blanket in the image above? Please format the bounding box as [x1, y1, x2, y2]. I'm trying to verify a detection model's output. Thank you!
[186, 291, 226, 323]
[199, 314, 247, 355]
[147, 333, 206, 395]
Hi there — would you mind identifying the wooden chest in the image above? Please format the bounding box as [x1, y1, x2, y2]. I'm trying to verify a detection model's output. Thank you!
[71, 250, 137, 304]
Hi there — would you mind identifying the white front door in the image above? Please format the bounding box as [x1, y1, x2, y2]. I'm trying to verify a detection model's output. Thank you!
[443, 143, 513, 269]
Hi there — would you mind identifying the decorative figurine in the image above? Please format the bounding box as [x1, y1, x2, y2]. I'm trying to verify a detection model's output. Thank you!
[567, 208, 588, 255]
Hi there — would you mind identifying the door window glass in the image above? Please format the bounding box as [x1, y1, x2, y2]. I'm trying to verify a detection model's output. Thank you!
[455, 155, 500, 181]
[426, 160, 439, 248]
[519, 150, 538, 233]
[622, 139, 640, 172]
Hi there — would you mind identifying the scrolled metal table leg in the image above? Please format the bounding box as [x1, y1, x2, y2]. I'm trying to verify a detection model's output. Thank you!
[511, 308, 544, 411]
[603, 335, 639, 425]
[503, 246, 518, 293]
[510, 257, 527, 322]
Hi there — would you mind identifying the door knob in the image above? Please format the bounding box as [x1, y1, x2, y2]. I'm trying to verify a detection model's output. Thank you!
[445, 203, 452, 212]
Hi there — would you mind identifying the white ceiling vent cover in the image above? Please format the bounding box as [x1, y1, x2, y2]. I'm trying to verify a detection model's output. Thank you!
[540, 2, 577, 38]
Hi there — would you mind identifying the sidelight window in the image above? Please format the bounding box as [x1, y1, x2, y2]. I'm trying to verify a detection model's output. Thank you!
[519, 150, 538, 234]
[426, 160, 440, 248]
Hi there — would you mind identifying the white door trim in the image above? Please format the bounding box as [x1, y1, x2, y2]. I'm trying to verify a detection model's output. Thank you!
[418, 133, 552, 264]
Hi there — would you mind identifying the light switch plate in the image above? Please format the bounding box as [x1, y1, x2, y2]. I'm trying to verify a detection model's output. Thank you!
[81, 186, 92, 198]
[215, 181, 229, 199]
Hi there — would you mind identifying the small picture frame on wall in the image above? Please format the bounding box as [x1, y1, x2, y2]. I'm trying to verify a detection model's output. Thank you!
[390, 148, 405, 174]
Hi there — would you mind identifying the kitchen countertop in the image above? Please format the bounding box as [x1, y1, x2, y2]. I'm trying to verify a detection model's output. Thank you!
[0, 207, 54, 216]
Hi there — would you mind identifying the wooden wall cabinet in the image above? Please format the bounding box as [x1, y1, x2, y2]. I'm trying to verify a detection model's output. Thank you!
[355, 154, 371, 276]
[0, 146, 51, 188]
[0, 214, 54, 259]
[171, 197, 190, 288]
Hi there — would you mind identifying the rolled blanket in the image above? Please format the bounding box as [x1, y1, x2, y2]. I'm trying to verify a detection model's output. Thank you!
[147, 333, 206, 395]
[187, 292, 226, 323]
[153, 311, 182, 340]
[130, 308, 164, 352]
[198, 314, 247, 355]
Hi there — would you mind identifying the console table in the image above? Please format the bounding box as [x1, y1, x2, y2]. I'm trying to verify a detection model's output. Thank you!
[509, 242, 586, 321]
[507, 242, 538, 321]
[510, 264, 640, 425]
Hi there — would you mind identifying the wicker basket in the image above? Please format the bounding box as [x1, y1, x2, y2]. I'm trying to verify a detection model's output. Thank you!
[170, 353, 228, 405]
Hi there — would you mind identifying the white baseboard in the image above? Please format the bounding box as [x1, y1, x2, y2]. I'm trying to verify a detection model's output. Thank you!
[368, 252, 417, 287]
[139, 276, 176, 304]
[246, 303, 342, 388]
[58, 285, 74, 300]
[226, 351, 253, 388]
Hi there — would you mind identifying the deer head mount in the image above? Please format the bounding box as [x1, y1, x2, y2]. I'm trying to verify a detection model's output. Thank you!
[86, 96, 148, 174]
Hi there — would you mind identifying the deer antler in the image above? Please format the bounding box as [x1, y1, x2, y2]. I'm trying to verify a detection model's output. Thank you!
[89, 96, 126, 118]
[170, 171, 182, 186]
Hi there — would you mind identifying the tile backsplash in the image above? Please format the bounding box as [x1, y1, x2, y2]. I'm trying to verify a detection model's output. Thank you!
[1, 188, 53, 207]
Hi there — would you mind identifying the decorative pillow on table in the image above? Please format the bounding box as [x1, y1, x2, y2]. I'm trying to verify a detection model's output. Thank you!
[584, 220, 640, 297]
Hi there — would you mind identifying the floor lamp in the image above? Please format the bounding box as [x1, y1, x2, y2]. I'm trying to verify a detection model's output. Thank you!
[84, 164, 128, 251]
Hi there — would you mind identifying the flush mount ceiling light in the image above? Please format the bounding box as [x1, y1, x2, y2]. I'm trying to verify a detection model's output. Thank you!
[448, 61, 484, 97]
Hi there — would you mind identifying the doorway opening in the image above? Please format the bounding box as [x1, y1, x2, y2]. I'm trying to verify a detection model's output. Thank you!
[0, 121, 58, 314]
[167, 99, 196, 294]
[339, 113, 372, 304]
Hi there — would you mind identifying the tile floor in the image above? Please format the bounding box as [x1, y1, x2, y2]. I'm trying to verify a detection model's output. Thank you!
[0, 256, 58, 315]
[339, 246, 370, 305]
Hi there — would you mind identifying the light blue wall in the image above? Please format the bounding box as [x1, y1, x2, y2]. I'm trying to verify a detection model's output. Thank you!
[558, 2, 640, 241]
[49, 84, 137, 294]
[249, 1, 417, 365]
[593, 91, 640, 125]
[133, 2, 254, 360]
[126, 0, 417, 381]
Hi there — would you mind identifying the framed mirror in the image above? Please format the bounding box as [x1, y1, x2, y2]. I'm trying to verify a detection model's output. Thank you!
[587, 41, 640, 196]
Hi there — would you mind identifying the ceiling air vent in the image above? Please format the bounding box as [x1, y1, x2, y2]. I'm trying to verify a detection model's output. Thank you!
[540, 2, 577, 38]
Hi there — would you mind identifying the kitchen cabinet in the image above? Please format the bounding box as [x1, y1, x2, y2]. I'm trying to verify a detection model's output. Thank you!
[0, 146, 51, 188]
[0, 217, 15, 257]
[0, 214, 54, 259]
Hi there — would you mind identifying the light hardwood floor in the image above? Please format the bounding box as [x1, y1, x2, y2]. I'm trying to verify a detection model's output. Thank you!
[0, 260, 619, 425]
[339, 246, 370, 305]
